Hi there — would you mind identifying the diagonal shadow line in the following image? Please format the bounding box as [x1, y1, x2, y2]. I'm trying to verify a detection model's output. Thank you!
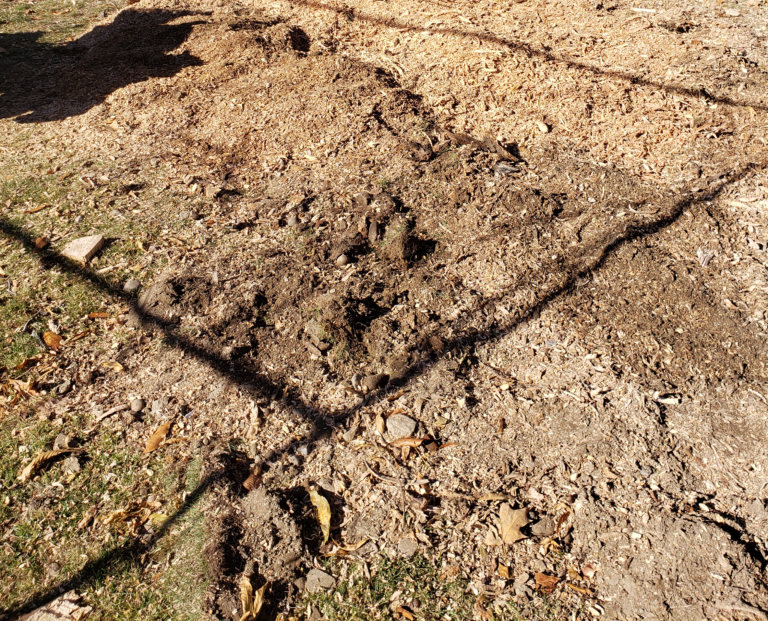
[292, 0, 767, 113]
[0, 159, 763, 618]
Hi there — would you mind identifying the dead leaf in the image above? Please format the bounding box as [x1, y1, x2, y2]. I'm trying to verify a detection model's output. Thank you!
[374, 414, 385, 435]
[148, 513, 171, 529]
[13, 356, 41, 372]
[309, 488, 331, 544]
[34, 236, 49, 250]
[18, 448, 81, 482]
[243, 464, 262, 491]
[143, 421, 171, 453]
[42, 331, 63, 351]
[24, 204, 51, 214]
[566, 582, 593, 595]
[77, 505, 98, 530]
[555, 506, 573, 536]
[88, 312, 109, 319]
[65, 329, 91, 344]
[395, 606, 415, 620]
[498, 504, 528, 544]
[21, 590, 93, 621]
[535, 573, 560, 594]
[109, 361, 124, 372]
[391, 436, 424, 447]
[498, 564, 510, 579]
[240, 574, 268, 621]
[440, 564, 460, 580]
[438, 442, 458, 450]
[479, 492, 510, 502]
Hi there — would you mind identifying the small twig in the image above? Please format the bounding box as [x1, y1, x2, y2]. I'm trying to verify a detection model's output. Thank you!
[21, 312, 42, 333]
[363, 460, 403, 485]
[715, 602, 767, 621]
[94, 404, 129, 423]
[6, 281, 15, 296]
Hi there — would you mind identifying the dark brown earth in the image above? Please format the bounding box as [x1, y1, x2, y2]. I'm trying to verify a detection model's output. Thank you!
[4, 0, 768, 617]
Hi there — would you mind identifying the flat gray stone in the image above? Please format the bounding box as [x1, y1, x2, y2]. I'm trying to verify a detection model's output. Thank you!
[61, 234, 104, 263]
[397, 536, 418, 558]
[387, 414, 416, 439]
[124, 279, 141, 293]
[62, 455, 81, 475]
[530, 518, 555, 537]
[305, 568, 336, 593]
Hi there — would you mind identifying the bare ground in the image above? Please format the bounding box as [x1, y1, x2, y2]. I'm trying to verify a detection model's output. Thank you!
[2, 0, 768, 618]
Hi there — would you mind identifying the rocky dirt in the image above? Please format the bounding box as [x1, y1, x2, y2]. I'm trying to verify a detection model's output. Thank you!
[3, 0, 768, 617]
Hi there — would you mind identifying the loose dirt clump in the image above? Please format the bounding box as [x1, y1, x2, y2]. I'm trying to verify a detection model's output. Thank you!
[4, 0, 768, 616]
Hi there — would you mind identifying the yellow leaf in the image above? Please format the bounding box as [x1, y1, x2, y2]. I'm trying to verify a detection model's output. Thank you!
[149, 513, 171, 528]
[240, 574, 269, 621]
[498, 504, 528, 544]
[498, 564, 510, 579]
[309, 488, 331, 544]
[143, 421, 172, 453]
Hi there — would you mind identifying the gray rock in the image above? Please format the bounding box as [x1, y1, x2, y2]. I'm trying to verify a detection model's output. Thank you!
[368, 220, 379, 243]
[361, 373, 388, 392]
[306, 568, 336, 593]
[62, 455, 81, 475]
[354, 192, 371, 209]
[355, 540, 379, 557]
[336, 253, 349, 267]
[78, 370, 94, 385]
[130, 398, 145, 413]
[318, 478, 335, 494]
[124, 279, 141, 294]
[530, 518, 555, 537]
[61, 234, 104, 263]
[287, 454, 300, 466]
[531, 559, 547, 573]
[294, 577, 306, 591]
[56, 379, 72, 395]
[179, 211, 190, 220]
[387, 414, 417, 439]
[513, 573, 530, 590]
[342, 424, 359, 443]
[309, 605, 323, 620]
[287, 213, 299, 227]
[53, 433, 71, 450]
[397, 536, 418, 558]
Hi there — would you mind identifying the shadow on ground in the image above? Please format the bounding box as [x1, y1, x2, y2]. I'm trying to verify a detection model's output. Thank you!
[0, 9, 204, 123]
[1, 157, 764, 617]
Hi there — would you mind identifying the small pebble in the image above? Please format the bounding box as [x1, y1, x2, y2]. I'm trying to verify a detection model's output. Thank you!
[536, 121, 550, 133]
[179, 211, 190, 220]
[342, 424, 359, 443]
[124, 279, 141, 294]
[56, 379, 72, 395]
[336, 253, 349, 266]
[305, 569, 336, 593]
[130, 398, 145, 412]
[387, 414, 416, 439]
[397, 536, 418, 558]
[287, 213, 299, 227]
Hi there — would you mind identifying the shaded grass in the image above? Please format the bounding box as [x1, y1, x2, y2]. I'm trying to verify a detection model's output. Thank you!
[0, 407, 210, 619]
